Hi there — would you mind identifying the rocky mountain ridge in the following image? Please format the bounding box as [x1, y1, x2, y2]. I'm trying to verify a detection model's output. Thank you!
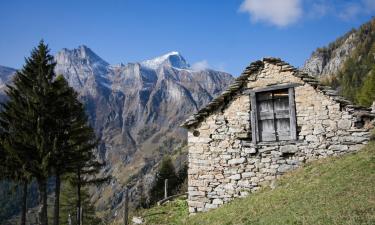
[302, 29, 357, 77]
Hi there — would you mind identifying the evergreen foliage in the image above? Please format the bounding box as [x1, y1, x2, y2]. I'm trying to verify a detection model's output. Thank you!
[149, 156, 179, 205]
[0, 41, 107, 225]
[357, 66, 375, 106]
[337, 19, 375, 106]
[176, 164, 188, 194]
[59, 181, 101, 225]
[0, 41, 58, 225]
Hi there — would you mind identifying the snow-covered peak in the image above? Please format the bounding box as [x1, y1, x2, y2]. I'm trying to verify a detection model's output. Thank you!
[141, 51, 190, 70]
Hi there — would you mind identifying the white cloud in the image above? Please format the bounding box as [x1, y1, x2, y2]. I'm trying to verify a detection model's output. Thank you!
[239, 0, 302, 27]
[363, 0, 375, 12]
[338, 3, 361, 21]
[239, 0, 375, 27]
[309, 1, 330, 18]
[192, 60, 209, 71]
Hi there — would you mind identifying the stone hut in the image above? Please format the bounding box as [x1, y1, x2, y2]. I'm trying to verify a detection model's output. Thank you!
[181, 57, 374, 213]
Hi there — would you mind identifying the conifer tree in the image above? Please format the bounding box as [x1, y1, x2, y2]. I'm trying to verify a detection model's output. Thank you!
[50, 74, 108, 225]
[59, 181, 101, 225]
[0, 41, 108, 225]
[357, 67, 375, 107]
[0, 134, 31, 225]
[61, 93, 109, 225]
[0, 41, 58, 225]
[69, 127, 107, 225]
[50, 75, 83, 225]
[0, 149, 31, 225]
[150, 156, 178, 204]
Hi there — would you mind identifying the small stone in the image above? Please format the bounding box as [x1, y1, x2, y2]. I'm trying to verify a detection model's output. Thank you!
[132, 217, 144, 224]
[189, 191, 205, 196]
[244, 148, 257, 154]
[229, 174, 241, 180]
[205, 203, 218, 209]
[228, 158, 246, 165]
[189, 207, 197, 213]
[305, 135, 318, 142]
[250, 177, 259, 182]
[261, 158, 271, 163]
[212, 199, 223, 205]
[328, 145, 348, 151]
[338, 119, 352, 130]
[280, 145, 298, 154]
[242, 172, 255, 178]
[278, 164, 292, 173]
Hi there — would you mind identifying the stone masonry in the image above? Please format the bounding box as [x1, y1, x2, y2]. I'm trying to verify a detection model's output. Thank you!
[182, 58, 374, 213]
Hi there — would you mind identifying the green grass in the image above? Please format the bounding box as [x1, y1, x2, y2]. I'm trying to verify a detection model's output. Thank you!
[135, 197, 189, 225]
[136, 142, 375, 225]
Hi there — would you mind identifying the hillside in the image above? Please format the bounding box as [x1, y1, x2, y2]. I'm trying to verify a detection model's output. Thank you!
[302, 17, 375, 106]
[135, 142, 375, 225]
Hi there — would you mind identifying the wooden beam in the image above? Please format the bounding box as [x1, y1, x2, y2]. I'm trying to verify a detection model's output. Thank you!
[288, 87, 297, 140]
[248, 83, 301, 94]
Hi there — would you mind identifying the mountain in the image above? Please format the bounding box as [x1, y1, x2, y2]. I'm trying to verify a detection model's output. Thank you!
[301, 29, 357, 77]
[0, 66, 16, 101]
[302, 18, 375, 107]
[141, 51, 190, 70]
[0, 65, 16, 87]
[0, 46, 233, 221]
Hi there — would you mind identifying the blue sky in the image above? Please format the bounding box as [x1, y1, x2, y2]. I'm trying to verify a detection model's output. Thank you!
[0, 0, 374, 75]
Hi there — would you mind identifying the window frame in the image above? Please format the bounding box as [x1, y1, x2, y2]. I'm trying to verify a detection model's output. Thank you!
[250, 83, 299, 144]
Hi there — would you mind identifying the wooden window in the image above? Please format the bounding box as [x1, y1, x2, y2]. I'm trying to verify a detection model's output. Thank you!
[251, 85, 297, 143]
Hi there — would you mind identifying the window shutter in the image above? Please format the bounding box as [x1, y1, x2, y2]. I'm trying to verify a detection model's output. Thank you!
[250, 84, 298, 144]
[274, 97, 290, 141]
[257, 92, 276, 142]
[273, 90, 290, 141]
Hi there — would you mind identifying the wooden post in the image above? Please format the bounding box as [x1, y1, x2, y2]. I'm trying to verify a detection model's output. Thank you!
[68, 214, 72, 225]
[80, 207, 83, 225]
[76, 207, 80, 225]
[164, 179, 168, 199]
[124, 187, 129, 225]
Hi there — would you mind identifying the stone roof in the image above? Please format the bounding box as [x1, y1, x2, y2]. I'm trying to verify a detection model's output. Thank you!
[181, 57, 375, 129]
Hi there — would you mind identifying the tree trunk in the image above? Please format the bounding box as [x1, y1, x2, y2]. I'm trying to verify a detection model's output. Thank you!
[20, 180, 28, 225]
[76, 169, 81, 225]
[37, 178, 48, 225]
[123, 188, 129, 225]
[53, 174, 61, 225]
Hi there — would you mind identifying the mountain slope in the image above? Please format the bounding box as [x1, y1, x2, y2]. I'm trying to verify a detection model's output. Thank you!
[302, 29, 357, 77]
[134, 142, 375, 225]
[302, 17, 375, 106]
[0, 66, 16, 101]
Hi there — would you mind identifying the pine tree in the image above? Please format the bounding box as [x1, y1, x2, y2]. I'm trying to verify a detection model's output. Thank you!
[149, 156, 178, 205]
[0, 134, 30, 225]
[357, 67, 375, 107]
[50, 75, 84, 225]
[50, 75, 109, 225]
[59, 181, 101, 225]
[0, 41, 58, 225]
[0, 41, 107, 225]
[64, 97, 109, 225]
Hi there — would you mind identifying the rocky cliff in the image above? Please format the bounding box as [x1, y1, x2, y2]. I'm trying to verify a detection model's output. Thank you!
[302, 29, 357, 77]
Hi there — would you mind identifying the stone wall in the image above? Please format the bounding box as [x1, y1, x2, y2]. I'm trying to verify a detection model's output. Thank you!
[187, 61, 371, 213]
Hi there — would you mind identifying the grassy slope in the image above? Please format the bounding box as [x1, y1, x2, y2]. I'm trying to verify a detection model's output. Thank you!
[136, 142, 375, 225]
